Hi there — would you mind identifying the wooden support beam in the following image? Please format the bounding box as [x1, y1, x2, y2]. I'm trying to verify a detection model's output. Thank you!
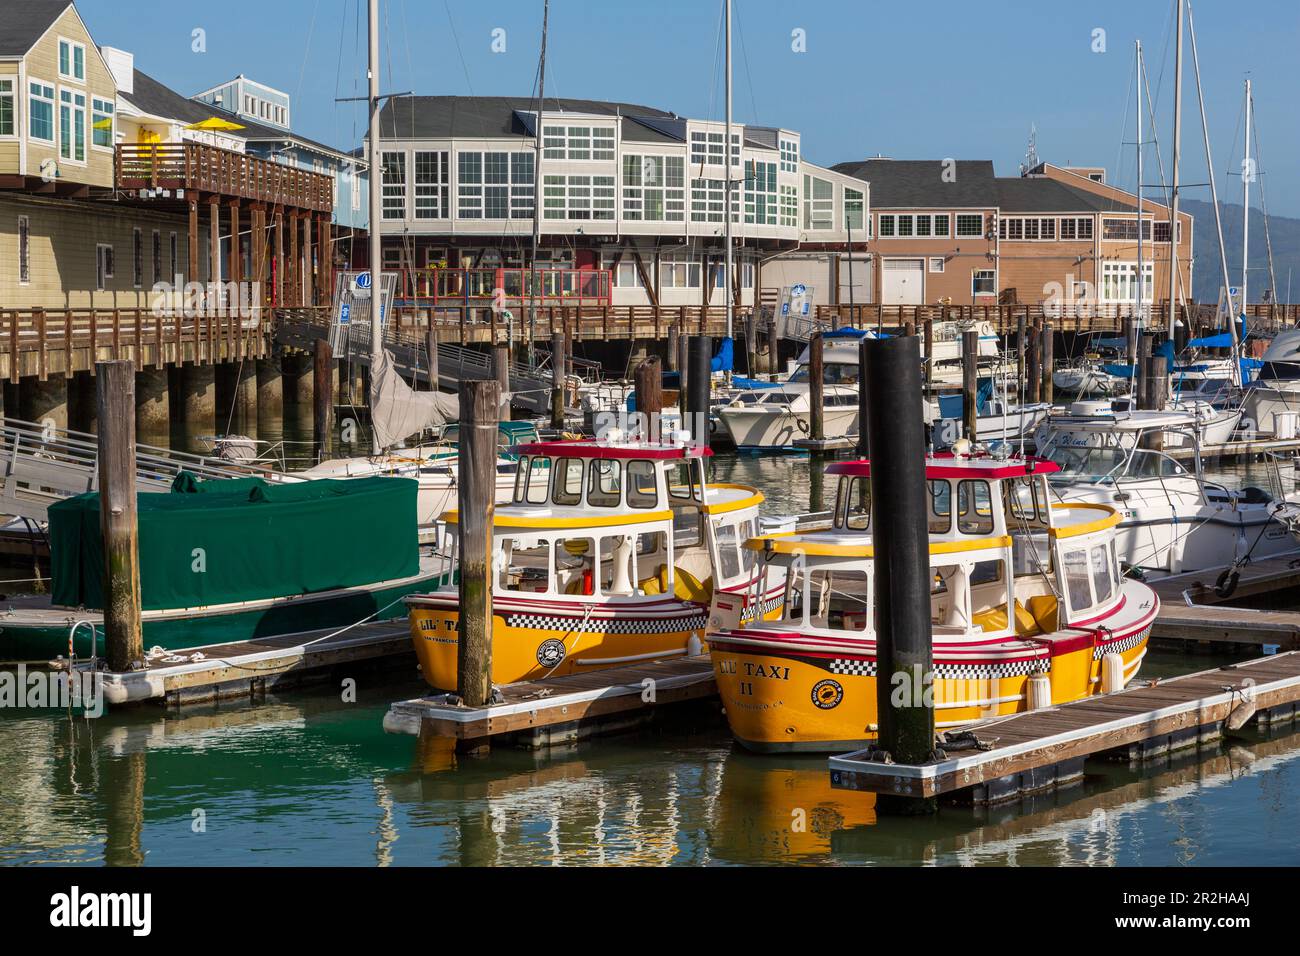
[457, 378, 500, 717]
[97, 360, 143, 672]
[313, 337, 334, 461]
[188, 198, 199, 285]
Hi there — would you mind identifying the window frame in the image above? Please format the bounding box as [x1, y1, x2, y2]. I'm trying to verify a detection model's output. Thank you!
[28, 78, 55, 145]
[955, 213, 984, 238]
[95, 242, 114, 291]
[380, 150, 407, 221]
[18, 215, 30, 285]
[57, 86, 87, 164]
[0, 78, 16, 138]
[90, 95, 114, 150]
[132, 227, 142, 289]
[971, 268, 996, 297]
[58, 38, 87, 83]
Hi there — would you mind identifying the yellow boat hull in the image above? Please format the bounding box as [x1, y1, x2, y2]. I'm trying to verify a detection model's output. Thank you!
[710, 622, 1153, 753]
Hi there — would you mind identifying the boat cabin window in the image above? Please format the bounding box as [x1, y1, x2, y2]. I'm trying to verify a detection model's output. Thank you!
[636, 531, 671, 594]
[514, 456, 553, 505]
[588, 459, 621, 507]
[667, 460, 702, 501]
[834, 476, 871, 531]
[497, 537, 552, 593]
[1090, 544, 1114, 604]
[1125, 449, 1186, 479]
[1004, 475, 1050, 529]
[784, 566, 869, 631]
[1061, 548, 1092, 614]
[957, 480, 994, 535]
[553, 458, 584, 506]
[626, 460, 659, 509]
[715, 522, 741, 580]
[928, 480, 952, 534]
[556, 537, 597, 595]
[599, 534, 639, 595]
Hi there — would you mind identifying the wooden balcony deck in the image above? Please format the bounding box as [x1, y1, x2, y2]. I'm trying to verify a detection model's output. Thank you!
[115, 142, 334, 214]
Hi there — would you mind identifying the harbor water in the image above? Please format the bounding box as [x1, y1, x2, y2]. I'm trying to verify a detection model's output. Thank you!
[1, 437, 1299, 866]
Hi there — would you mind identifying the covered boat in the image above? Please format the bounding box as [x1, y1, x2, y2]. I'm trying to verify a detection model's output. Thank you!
[709, 455, 1158, 753]
[1, 473, 449, 663]
[405, 437, 781, 688]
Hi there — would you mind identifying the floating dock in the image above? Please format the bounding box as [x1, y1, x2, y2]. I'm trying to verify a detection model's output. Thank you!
[81, 621, 415, 708]
[828, 651, 1300, 805]
[384, 654, 717, 748]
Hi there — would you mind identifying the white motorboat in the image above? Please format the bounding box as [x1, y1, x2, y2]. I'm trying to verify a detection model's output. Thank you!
[1034, 405, 1295, 577]
[1242, 329, 1300, 436]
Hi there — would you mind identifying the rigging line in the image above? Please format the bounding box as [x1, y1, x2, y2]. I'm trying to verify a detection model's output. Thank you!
[295, 0, 324, 106]
[1250, 96, 1279, 299]
[734, 0, 760, 124]
[1140, 61, 1192, 312]
[442, 0, 475, 95]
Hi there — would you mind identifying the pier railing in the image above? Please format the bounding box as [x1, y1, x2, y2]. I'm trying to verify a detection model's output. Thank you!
[115, 142, 334, 214]
[0, 307, 270, 381]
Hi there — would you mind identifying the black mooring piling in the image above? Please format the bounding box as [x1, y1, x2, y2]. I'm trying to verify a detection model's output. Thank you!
[686, 335, 711, 445]
[864, 335, 938, 815]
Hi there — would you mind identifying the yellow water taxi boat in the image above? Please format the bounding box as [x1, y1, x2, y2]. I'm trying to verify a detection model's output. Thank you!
[406, 438, 783, 689]
[709, 455, 1158, 752]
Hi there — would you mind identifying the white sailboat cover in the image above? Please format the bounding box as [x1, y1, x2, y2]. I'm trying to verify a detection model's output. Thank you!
[369, 348, 460, 449]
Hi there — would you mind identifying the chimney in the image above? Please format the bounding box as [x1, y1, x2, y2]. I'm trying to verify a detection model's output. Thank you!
[101, 47, 134, 95]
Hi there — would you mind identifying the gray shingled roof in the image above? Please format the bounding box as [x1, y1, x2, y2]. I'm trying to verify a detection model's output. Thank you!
[123, 68, 351, 159]
[375, 95, 678, 141]
[997, 176, 1138, 213]
[0, 0, 71, 56]
[831, 159, 998, 208]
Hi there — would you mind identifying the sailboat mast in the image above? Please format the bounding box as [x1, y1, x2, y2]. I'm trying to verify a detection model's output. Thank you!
[1186, 0, 1237, 369]
[529, 0, 549, 367]
[724, 0, 734, 347]
[367, 0, 383, 453]
[1241, 78, 1252, 315]
[1166, 0, 1184, 336]
[1135, 40, 1144, 325]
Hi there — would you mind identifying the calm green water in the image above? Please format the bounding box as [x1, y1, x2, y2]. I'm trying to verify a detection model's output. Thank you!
[1, 440, 1298, 866]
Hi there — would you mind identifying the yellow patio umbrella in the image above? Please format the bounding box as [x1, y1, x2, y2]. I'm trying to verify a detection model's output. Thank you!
[184, 116, 245, 146]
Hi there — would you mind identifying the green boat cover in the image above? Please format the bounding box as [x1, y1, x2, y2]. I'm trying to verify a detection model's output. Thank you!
[49, 473, 419, 611]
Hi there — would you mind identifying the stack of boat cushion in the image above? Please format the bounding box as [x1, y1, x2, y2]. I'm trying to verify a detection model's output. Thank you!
[637, 565, 714, 604]
[1026, 595, 1059, 632]
[972, 600, 1042, 637]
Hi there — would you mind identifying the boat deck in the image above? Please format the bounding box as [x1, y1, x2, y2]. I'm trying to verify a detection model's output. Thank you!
[828, 651, 1300, 804]
[385, 653, 717, 747]
[87, 620, 415, 707]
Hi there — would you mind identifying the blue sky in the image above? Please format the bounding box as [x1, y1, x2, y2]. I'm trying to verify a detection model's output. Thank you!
[78, 0, 1300, 215]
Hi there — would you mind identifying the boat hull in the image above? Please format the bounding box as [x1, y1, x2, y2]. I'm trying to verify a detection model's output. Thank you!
[408, 593, 712, 688]
[1, 567, 451, 664]
[709, 584, 1157, 753]
[718, 405, 859, 451]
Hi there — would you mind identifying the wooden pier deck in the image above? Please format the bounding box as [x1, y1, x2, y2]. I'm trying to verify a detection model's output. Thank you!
[384, 654, 717, 748]
[88, 620, 414, 708]
[828, 651, 1300, 804]
[1150, 554, 1300, 606]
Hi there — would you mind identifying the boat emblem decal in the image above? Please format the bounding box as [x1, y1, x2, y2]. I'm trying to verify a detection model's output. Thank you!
[536, 638, 567, 668]
[811, 679, 844, 710]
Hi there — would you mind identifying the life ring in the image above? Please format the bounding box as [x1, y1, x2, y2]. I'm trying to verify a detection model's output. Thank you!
[795, 417, 809, 435]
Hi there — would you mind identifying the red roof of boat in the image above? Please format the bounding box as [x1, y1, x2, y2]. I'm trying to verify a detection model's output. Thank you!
[512, 440, 713, 460]
[827, 454, 1060, 480]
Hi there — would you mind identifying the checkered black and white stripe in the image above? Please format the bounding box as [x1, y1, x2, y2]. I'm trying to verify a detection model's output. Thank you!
[1093, 625, 1151, 659]
[934, 657, 1051, 681]
[740, 594, 785, 623]
[828, 658, 876, 677]
[503, 612, 708, 635]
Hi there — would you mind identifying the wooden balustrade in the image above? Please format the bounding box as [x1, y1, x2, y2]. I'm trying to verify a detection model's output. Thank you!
[115, 142, 334, 213]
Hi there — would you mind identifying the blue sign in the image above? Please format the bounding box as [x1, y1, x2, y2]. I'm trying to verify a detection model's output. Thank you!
[781, 302, 791, 315]
[339, 302, 351, 325]
[355, 271, 372, 290]
[801, 301, 810, 315]
[791, 283, 807, 296]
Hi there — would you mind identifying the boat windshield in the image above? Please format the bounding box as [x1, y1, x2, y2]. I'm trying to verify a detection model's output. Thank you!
[787, 362, 860, 385]
[1046, 442, 1187, 483]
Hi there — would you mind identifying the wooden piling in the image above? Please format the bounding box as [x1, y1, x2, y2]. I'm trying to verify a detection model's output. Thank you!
[863, 336, 936, 815]
[1026, 321, 1042, 404]
[767, 318, 780, 382]
[1136, 333, 1152, 406]
[808, 331, 825, 441]
[550, 330, 566, 430]
[1016, 313, 1027, 389]
[635, 356, 662, 439]
[961, 329, 979, 442]
[1039, 322, 1054, 405]
[923, 318, 934, 392]
[313, 338, 334, 461]
[666, 322, 679, 373]
[426, 326, 440, 392]
[493, 343, 510, 422]
[456, 378, 500, 720]
[97, 360, 143, 672]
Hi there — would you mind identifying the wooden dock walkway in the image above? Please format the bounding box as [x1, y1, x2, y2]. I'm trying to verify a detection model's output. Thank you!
[88, 620, 414, 708]
[1150, 554, 1300, 606]
[384, 654, 717, 748]
[828, 651, 1300, 804]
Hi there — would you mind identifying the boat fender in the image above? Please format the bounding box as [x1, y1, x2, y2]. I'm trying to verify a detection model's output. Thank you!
[1026, 673, 1052, 710]
[687, 633, 703, 656]
[1100, 652, 1125, 694]
[1214, 568, 1240, 599]
[1225, 688, 1257, 731]
[795, 417, 809, 435]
